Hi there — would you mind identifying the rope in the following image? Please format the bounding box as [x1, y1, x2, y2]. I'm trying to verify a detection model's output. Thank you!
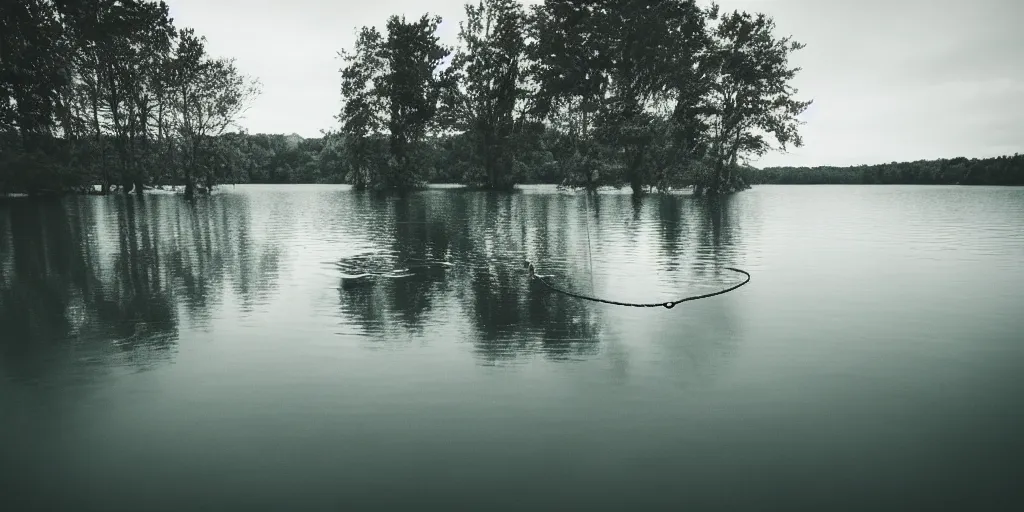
[527, 263, 750, 309]
[583, 192, 595, 294]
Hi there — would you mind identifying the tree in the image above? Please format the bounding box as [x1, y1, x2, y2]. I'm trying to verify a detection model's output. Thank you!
[441, 0, 529, 190]
[528, 0, 710, 195]
[659, 1, 717, 190]
[379, 14, 451, 190]
[527, 1, 610, 190]
[171, 28, 260, 198]
[694, 9, 811, 196]
[338, 14, 451, 192]
[526, 1, 810, 196]
[93, 0, 175, 194]
[338, 26, 387, 190]
[0, 0, 78, 194]
[316, 131, 348, 183]
[56, 0, 113, 191]
[0, 0, 66, 146]
[0, 0, 267, 196]
[593, 0, 710, 195]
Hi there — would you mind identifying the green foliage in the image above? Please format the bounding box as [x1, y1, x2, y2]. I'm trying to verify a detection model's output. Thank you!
[338, 26, 386, 189]
[0, 0, 259, 197]
[752, 155, 1024, 186]
[172, 28, 261, 196]
[694, 8, 812, 195]
[7, 0, 1019, 196]
[338, 14, 452, 192]
[0, 1, 66, 138]
[440, 0, 530, 190]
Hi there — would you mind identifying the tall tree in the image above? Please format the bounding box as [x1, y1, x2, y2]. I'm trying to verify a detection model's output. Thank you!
[0, 0, 76, 194]
[695, 10, 811, 195]
[338, 26, 387, 190]
[57, 0, 114, 191]
[527, 0, 609, 189]
[379, 14, 451, 190]
[441, 0, 529, 190]
[171, 28, 260, 198]
[338, 14, 451, 192]
[92, 0, 175, 193]
[529, 0, 697, 194]
[0, 0, 67, 147]
[594, 0, 710, 195]
[1, 0, 268, 196]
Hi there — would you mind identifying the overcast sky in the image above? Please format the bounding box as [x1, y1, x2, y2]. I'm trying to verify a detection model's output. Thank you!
[164, 0, 1022, 168]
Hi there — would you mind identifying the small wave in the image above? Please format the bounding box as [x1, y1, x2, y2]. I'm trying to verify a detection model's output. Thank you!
[332, 253, 454, 283]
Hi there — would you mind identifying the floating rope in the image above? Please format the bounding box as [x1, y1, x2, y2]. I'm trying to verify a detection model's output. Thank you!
[583, 192, 596, 294]
[525, 262, 750, 309]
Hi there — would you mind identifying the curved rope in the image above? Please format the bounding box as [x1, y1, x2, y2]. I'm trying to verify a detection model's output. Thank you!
[583, 192, 596, 294]
[526, 263, 750, 309]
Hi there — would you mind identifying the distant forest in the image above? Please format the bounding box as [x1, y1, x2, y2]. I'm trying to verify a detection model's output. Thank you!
[2, 1, 1020, 198]
[754, 155, 1024, 186]
[173, 132, 1024, 187]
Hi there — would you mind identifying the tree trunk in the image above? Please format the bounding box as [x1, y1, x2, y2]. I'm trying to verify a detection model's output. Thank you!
[157, 99, 165, 185]
[480, 127, 495, 189]
[710, 156, 725, 195]
[627, 144, 648, 196]
[184, 136, 198, 199]
[629, 169, 644, 196]
[90, 77, 107, 194]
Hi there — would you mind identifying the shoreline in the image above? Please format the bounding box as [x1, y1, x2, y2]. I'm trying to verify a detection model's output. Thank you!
[5, 182, 1023, 201]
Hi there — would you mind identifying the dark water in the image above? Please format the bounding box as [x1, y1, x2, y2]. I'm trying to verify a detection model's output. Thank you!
[2, 185, 1023, 510]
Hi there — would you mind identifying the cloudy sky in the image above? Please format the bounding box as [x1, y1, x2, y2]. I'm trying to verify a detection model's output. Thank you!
[164, 0, 1022, 168]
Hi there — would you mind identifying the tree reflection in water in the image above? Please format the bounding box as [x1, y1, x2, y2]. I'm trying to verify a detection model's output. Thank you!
[0, 193, 283, 383]
[336, 190, 608, 363]
[0, 186, 745, 377]
[333, 188, 745, 371]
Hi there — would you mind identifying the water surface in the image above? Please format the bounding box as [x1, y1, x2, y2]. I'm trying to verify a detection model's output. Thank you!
[2, 185, 1023, 510]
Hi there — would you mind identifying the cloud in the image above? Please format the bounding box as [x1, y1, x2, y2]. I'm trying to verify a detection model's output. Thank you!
[733, 0, 1024, 166]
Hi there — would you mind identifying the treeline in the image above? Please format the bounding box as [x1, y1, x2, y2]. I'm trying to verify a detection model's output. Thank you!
[221, 128, 735, 187]
[36, 126, 1015, 189]
[335, 0, 810, 196]
[2, 0, 813, 197]
[6, 1, 1018, 197]
[191, 129, 606, 186]
[0, 0, 259, 197]
[752, 154, 1024, 186]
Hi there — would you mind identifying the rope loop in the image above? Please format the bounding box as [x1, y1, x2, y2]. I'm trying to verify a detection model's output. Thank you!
[526, 262, 750, 308]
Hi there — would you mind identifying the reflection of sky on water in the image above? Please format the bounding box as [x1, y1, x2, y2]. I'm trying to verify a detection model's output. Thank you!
[3, 185, 1024, 510]
[0, 186, 751, 379]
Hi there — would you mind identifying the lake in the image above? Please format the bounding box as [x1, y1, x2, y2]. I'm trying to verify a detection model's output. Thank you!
[2, 185, 1023, 510]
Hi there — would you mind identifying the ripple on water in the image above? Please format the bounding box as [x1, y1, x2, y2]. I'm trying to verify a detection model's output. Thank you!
[3, 185, 1024, 509]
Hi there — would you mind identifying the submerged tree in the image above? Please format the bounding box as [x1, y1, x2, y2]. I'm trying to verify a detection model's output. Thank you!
[694, 9, 811, 196]
[0, 0, 259, 197]
[527, 1, 610, 190]
[338, 14, 451, 192]
[594, 0, 711, 195]
[527, 0, 712, 195]
[2, 0, 815, 196]
[526, 0, 808, 196]
[658, 1, 717, 191]
[0, 0, 72, 194]
[94, 0, 176, 194]
[338, 26, 387, 190]
[381, 15, 451, 189]
[440, 0, 530, 190]
[171, 28, 260, 199]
